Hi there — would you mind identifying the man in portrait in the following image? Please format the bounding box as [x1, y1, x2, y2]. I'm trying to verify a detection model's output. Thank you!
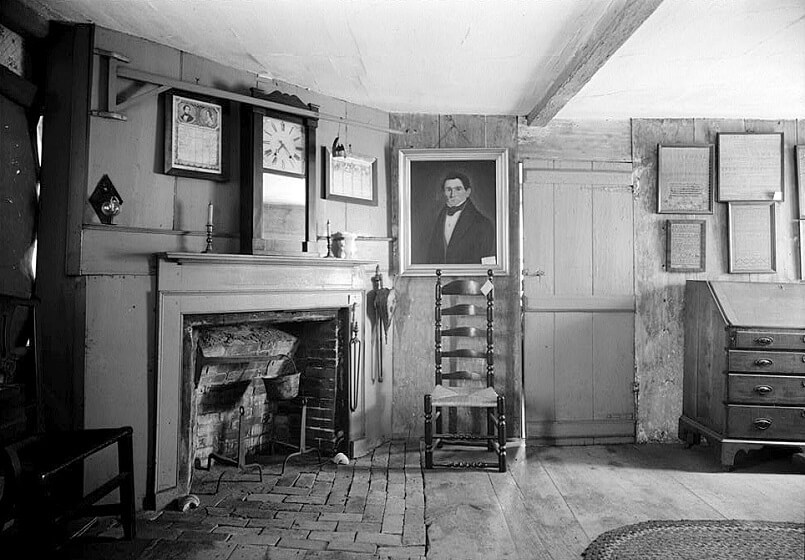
[179, 103, 194, 123]
[426, 172, 495, 264]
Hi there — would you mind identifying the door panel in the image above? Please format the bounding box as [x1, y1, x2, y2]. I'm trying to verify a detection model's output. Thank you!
[523, 161, 635, 443]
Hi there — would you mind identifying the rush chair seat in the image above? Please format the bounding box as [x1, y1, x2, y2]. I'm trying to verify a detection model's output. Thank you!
[424, 269, 506, 473]
[0, 294, 135, 550]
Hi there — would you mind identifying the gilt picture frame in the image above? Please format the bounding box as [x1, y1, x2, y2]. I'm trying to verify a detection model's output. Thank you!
[398, 148, 509, 277]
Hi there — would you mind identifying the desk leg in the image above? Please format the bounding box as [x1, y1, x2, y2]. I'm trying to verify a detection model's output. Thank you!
[118, 431, 136, 539]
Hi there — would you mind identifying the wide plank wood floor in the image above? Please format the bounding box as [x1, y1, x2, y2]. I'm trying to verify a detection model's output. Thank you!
[424, 442, 805, 560]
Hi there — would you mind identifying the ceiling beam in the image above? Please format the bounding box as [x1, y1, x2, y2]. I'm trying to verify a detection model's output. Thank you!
[526, 0, 663, 126]
[0, 0, 50, 40]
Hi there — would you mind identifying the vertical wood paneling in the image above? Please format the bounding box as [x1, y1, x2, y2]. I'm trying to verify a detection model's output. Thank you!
[523, 182, 555, 296]
[523, 313, 555, 424]
[593, 188, 634, 295]
[554, 185, 592, 295]
[592, 312, 634, 420]
[554, 313, 593, 421]
[90, 28, 180, 230]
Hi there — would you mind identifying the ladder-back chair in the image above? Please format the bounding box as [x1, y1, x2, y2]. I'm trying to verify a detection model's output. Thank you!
[424, 269, 506, 472]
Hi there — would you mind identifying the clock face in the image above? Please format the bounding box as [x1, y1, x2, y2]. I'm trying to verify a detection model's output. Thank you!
[262, 116, 306, 175]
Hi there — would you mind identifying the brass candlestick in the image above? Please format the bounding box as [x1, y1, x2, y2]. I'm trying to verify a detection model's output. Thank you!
[203, 223, 213, 253]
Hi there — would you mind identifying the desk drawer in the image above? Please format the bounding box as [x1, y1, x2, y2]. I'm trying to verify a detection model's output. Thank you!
[728, 374, 805, 405]
[732, 330, 805, 350]
[728, 350, 805, 374]
[727, 405, 805, 440]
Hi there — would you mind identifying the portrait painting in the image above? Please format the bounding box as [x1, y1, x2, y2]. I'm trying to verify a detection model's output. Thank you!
[398, 148, 509, 276]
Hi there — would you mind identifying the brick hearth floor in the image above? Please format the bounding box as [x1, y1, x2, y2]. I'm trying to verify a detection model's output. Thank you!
[61, 439, 426, 559]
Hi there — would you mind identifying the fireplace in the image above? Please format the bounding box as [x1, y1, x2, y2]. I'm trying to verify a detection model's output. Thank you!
[153, 252, 371, 510]
[187, 310, 347, 469]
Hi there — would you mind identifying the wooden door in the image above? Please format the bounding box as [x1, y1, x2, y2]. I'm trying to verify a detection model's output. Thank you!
[522, 161, 635, 443]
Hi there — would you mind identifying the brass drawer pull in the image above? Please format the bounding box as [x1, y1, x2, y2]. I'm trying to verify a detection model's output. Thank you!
[754, 358, 773, 367]
[752, 418, 773, 430]
[753, 385, 773, 395]
[754, 336, 774, 346]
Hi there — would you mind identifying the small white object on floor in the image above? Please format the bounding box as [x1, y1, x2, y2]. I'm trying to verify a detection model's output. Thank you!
[332, 452, 350, 465]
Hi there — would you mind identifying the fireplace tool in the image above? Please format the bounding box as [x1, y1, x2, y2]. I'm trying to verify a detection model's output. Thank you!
[349, 303, 362, 412]
[366, 266, 395, 384]
[199, 405, 264, 495]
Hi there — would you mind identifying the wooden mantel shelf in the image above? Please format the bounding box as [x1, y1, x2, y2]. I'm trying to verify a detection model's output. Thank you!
[160, 252, 376, 268]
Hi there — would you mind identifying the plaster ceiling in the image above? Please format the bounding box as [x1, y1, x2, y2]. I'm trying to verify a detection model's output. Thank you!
[17, 0, 805, 120]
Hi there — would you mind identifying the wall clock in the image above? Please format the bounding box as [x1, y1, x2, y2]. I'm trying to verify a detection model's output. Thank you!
[262, 115, 306, 176]
[241, 89, 319, 255]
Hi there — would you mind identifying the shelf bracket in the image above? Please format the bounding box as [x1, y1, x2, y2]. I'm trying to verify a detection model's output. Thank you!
[90, 48, 136, 121]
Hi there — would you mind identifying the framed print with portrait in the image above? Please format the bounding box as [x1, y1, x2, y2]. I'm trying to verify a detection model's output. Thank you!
[164, 91, 228, 181]
[398, 148, 509, 276]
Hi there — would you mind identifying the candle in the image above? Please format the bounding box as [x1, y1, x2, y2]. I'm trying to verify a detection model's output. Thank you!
[326, 219, 331, 237]
[207, 202, 214, 227]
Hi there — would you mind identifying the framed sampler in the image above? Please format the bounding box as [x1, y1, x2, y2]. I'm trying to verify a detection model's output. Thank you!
[657, 145, 713, 214]
[665, 220, 706, 272]
[717, 133, 784, 202]
[163, 91, 228, 181]
[727, 202, 777, 274]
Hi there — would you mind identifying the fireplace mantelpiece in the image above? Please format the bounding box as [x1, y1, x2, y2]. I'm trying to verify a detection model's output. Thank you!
[153, 252, 374, 509]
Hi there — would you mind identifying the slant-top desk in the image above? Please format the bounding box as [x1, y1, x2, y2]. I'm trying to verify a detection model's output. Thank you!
[679, 281, 805, 468]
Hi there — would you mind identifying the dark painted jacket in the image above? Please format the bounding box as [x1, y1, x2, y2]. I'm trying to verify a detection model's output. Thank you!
[426, 199, 496, 264]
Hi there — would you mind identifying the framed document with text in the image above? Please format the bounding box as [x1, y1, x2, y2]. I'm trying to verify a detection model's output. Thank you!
[164, 91, 228, 181]
[324, 147, 378, 205]
[666, 220, 706, 272]
[717, 133, 783, 202]
[657, 145, 713, 214]
[728, 202, 777, 274]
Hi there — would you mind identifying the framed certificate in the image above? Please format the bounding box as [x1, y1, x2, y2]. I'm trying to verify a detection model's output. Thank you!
[727, 202, 777, 274]
[657, 145, 713, 214]
[666, 220, 706, 272]
[717, 133, 783, 202]
[324, 147, 378, 206]
[164, 91, 228, 181]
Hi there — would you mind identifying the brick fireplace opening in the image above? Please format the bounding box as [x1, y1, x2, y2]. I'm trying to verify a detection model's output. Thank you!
[184, 309, 349, 471]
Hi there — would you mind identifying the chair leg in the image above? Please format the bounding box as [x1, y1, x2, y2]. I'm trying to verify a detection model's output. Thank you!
[487, 404, 495, 451]
[118, 429, 136, 539]
[497, 395, 507, 473]
[424, 394, 433, 469]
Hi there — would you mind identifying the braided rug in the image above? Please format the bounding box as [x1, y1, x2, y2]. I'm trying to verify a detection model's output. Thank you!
[582, 520, 805, 560]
